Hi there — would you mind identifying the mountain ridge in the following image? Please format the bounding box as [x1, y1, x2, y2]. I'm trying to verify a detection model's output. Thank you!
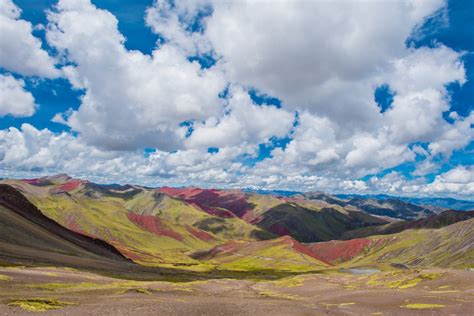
[0, 175, 472, 273]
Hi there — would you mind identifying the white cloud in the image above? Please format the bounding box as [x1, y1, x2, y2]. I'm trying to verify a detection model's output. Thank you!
[252, 111, 340, 176]
[204, 0, 444, 127]
[145, 0, 212, 55]
[365, 167, 474, 198]
[344, 134, 415, 176]
[0, 124, 472, 198]
[383, 46, 465, 144]
[185, 85, 294, 149]
[439, 166, 474, 184]
[428, 112, 474, 157]
[0, 0, 472, 198]
[0, 74, 36, 117]
[412, 159, 440, 177]
[0, 123, 245, 187]
[0, 0, 58, 77]
[46, 0, 226, 151]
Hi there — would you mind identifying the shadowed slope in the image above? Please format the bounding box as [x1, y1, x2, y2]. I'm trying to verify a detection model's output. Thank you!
[255, 203, 387, 242]
[341, 210, 474, 239]
[0, 184, 131, 267]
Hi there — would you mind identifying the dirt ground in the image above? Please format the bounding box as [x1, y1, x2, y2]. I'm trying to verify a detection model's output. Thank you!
[0, 266, 472, 315]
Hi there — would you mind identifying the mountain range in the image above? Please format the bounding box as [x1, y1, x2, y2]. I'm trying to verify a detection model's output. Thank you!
[336, 193, 474, 211]
[0, 174, 472, 273]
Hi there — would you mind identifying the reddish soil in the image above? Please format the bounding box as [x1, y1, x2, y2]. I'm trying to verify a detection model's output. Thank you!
[190, 202, 235, 218]
[195, 236, 331, 265]
[307, 238, 384, 264]
[21, 178, 43, 185]
[114, 245, 152, 262]
[185, 226, 215, 242]
[208, 241, 242, 256]
[56, 180, 85, 192]
[279, 237, 332, 265]
[268, 223, 291, 236]
[127, 212, 183, 241]
[193, 241, 242, 260]
[159, 187, 206, 199]
[159, 187, 254, 219]
[116, 247, 150, 262]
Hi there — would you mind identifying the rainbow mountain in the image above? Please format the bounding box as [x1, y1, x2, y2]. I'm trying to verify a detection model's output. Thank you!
[0, 174, 472, 274]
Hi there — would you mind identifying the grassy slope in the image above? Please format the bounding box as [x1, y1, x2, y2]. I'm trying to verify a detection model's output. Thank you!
[124, 190, 271, 241]
[0, 185, 133, 272]
[255, 202, 386, 242]
[159, 187, 387, 242]
[2, 177, 472, 272]
[312, 218, 474, 269]
[2, 180, 271, 268]
[192, 236, 329, 272]
[341, 210, 474, 239]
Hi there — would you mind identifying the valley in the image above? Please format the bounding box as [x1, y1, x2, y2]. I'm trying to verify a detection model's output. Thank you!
[0, 175, 473, 315]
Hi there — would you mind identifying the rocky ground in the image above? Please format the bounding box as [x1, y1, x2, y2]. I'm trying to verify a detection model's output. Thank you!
[0, 266, 472, 315]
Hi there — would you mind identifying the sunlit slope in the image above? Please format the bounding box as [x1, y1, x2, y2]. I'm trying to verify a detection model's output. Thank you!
[361, 218, 474, 268]
[3, 175, 470, 272]
[2, 178, 271, 266]
[159, 187, 387, 242]
[192, 236, 329, 272]
[159, 186, 277, 221]
[308, 218, 474, 269]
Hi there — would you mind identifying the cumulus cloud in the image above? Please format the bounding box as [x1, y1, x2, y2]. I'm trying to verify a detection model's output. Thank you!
[46, 0, 226, 151]
[428, 112, 474, 157]
[185, 86, 294, 149]
[0, 123, 245, 186]
[383, 46, 465, 144]
[250, 45, 466, 179]
[145, 0, 213, 55]
[1, 124, 472, 198]
[252, 111, 340, 176]
[0, 0, 58, 77]
[0, 0, 472, 198]
[0, 74, 37, 117]
[367, 167, 474, 198]
[204, 0, 444, 127]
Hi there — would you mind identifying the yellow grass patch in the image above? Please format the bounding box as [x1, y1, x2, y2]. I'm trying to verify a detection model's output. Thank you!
[402, 303, 445, 309]
[0, 274, 12, 281]
[9, 298, 74, 312]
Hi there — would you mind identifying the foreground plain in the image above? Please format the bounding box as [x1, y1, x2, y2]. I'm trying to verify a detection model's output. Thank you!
[0, 266, 473, 315]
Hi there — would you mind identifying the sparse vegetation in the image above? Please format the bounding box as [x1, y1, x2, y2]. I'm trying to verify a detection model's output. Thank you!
[0, 274, 11, 281]
[402, 303, 445, 309]
[9, 298, 74, 312]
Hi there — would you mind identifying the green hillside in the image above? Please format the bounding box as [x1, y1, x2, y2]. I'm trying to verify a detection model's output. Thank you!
[1, 176, 472, 273]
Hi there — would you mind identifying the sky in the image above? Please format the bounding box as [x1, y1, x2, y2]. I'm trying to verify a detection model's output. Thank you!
[0, 0, 473, 198]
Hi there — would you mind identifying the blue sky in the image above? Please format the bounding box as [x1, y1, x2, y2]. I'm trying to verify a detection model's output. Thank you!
[0, 0, 473, 198]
